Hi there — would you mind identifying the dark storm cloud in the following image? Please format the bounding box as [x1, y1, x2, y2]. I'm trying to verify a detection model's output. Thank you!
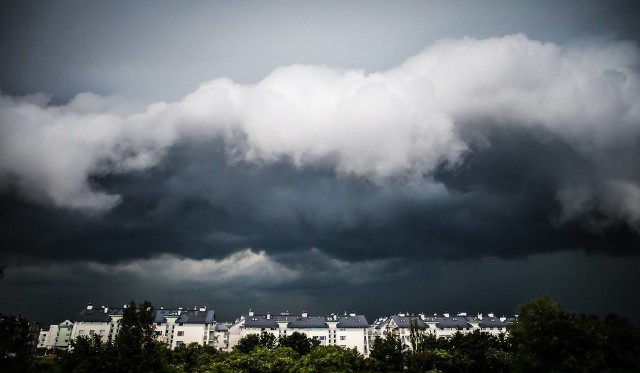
[2, 126, 638, 268]
[2, 1, 640, 324]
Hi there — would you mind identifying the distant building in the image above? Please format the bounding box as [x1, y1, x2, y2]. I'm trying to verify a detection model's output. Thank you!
[228, 310, 370, 356]
[37, 319, 73, 352]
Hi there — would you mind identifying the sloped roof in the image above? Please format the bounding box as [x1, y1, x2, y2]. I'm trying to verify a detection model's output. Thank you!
[176, 309, 216, 324]
[242, 313, 368, 329]
[74, 306, 215, 324]
[479, 318, 508, 328]
[389, 315, 426, 329]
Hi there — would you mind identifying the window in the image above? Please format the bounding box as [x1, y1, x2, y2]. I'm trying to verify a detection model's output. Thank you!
[177, 331, 184, 336]
[176, 341, 183, 346]
[79, 330, 86, 335]
[319, 336, 326, 340]
[99, 330, 105, 335]
[340, 336, 346, 341]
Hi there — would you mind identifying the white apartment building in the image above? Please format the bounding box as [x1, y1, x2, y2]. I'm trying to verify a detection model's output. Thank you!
[372, 312, 512, 349]
[38, 320, 74, 351]
[228, 310, 370, 356]
[70, 303, 226, 350]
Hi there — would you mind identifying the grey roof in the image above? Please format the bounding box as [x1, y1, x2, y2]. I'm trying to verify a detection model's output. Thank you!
[74, 306, 215, 324]
[215, 324, 229, 331]
[176, 309, 215, 324]
[244, 315, 278, 328]
[154, 309, 176, 323]
[389, 315, 426, 329]
[336, 315, 369, 328]
[479, 318, 508, 328]
[74, 307, 119, 322]
[435, 316, 472, 329]
[243, 314, 368, 329]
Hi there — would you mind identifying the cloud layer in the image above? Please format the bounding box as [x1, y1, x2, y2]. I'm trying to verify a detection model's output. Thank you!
[1, 34, 640, 233]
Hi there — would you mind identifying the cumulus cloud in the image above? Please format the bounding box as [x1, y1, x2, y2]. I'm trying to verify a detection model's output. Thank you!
[1, 34, 639, 231]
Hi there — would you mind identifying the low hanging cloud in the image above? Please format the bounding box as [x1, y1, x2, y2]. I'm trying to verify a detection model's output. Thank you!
[1, 34, 639, 231]
[7, 247, 399, 291]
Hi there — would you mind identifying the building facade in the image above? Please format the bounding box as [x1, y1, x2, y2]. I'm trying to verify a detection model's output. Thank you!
[370, 312, 511, 349]
[68, 303, 225, 350]
[228, 310, 370, 356]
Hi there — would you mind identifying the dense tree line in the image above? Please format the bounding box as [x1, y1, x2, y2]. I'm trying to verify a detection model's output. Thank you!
[4, 296, 640, 372]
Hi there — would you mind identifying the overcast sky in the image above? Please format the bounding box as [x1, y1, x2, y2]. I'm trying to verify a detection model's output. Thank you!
[1, 0, 640, 325]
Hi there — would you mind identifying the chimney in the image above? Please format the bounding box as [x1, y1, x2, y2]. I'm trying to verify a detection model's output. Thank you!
[477, 313, 483, 320]
[266, 312, 271, 320]
[199, 306, 206, 312]
[488, 313, 495, 318]
[349, 311, 356, 317]
[86, 303, 93, 310]
[248, 309, 254, 317]
[443, 312, 450, 318]
[103, 307, 109, 314]
[302, 311, 308, 318]
[500, 316, 507, 322]
[333, 314, 337, 321]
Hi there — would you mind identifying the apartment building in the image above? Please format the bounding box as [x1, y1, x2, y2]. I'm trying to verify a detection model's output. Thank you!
[371, 312, 512, 349]
[37, 320, 73, 351]
[228, 310, 370, 356]
[68, 303, 226, 350]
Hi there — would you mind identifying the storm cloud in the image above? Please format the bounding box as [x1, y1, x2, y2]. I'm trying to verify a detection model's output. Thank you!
[1, 1, 640, 325]
[2, 35, 640, 232]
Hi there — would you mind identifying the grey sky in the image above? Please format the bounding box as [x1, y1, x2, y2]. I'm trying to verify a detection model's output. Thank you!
[2, 0, 638, 102]
[1, 0, 640, 325]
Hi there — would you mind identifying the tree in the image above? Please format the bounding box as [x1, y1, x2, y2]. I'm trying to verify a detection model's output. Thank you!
[507, 295, 640, 373]
[234, 331, 277, 353]
[290, 345, 365, 373]
[112, 300, 170, 372]
[277, 331, 320, 355]
[601, 313, 640, 371]
[370, 334, 404, 372]
[0, 314, 39, 373]
[62, 300, 171, 373]
[169, 342, 219, 372]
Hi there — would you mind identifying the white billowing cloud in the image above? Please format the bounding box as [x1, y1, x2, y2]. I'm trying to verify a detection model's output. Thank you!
[1, 34, 639, 229]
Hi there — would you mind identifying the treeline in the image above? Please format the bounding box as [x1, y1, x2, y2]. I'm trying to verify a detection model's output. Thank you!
[2, 296, 640, 372]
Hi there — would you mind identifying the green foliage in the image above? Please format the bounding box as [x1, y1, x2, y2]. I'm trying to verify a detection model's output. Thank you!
[370, 334, 404, 372]
[0, 313, 38, 373]
[509, 295, 640, 373]
[290, 345, 366, 373]
[28, 356, 63, 373]
[234, 331, 277, 353]
[206, 346, 298, 373]
[169, 342, 220, 372]
[277, 331, 321, 355]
